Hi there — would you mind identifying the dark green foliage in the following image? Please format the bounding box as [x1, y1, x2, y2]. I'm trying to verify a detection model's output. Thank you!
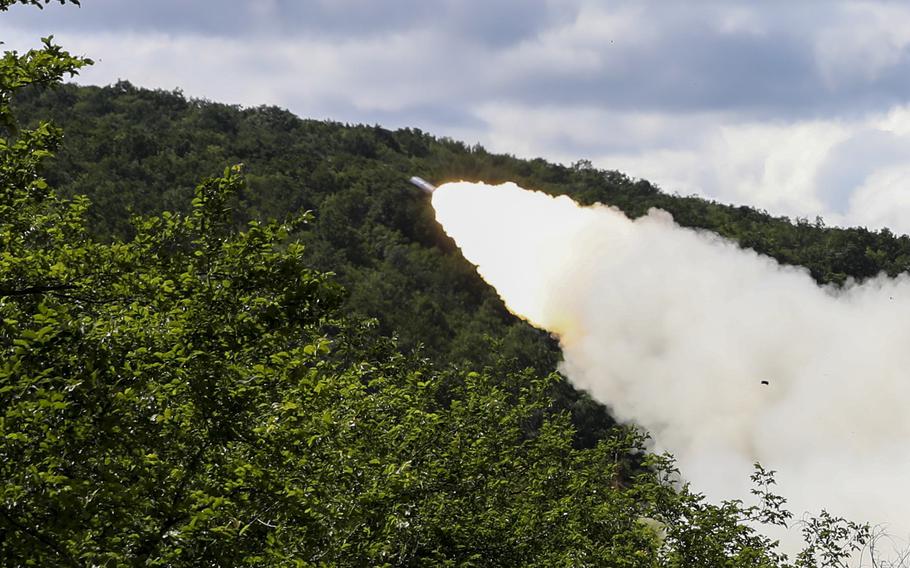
[0, 37, 90, 134]
[0, 5, 884, 564]
[2, 141, 844, 566]
[2, 144, 656, 563]
[13, 81, 910, 451]
[13, 82, 619, 443]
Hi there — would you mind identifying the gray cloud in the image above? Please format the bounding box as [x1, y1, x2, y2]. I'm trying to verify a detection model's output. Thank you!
[814, 129, 910, 213]
[6, 0, 564, 45]
[7, 0, 910, 119]
[5, 0, 910, 232]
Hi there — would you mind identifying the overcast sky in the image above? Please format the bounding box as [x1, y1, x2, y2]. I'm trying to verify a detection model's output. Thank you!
[5, 0, 910, 233]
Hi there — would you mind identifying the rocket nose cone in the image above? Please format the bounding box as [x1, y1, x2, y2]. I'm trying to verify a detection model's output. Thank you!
[409, 176, 436, 194]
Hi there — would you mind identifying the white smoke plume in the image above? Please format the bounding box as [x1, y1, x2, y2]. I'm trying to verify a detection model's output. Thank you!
[432, 180, 910, 556]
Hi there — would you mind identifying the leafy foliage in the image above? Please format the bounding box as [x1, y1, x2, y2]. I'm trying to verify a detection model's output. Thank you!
[14, 80, 910, 449]
[0, 36, 90, 133]
[2, 139, 855, 565]
[0, 3, 896, 565]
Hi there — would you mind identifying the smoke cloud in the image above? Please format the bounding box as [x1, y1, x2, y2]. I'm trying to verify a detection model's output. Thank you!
[432, 180, 910, 554]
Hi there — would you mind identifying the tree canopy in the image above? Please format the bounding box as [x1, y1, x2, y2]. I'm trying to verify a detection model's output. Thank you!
[16, 79, 910, 449]
[0, 2, 887, 566]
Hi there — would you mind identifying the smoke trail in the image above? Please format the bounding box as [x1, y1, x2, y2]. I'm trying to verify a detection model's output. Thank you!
[432, 180, 910, 552]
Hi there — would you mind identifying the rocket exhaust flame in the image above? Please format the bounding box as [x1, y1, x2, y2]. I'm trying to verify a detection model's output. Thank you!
[431, 180, 910, 555]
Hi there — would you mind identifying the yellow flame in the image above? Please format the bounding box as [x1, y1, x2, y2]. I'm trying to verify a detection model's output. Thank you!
[431, 181, 607, 335]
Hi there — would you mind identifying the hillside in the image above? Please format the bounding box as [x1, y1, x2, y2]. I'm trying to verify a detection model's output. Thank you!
[2, 66, 883, 563]
[13, 81, 910, 446]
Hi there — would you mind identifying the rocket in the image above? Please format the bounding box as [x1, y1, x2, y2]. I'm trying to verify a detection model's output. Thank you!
[409, 176, 436, 194]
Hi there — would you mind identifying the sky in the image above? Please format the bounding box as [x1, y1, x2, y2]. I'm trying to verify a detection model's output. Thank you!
[6, 0, 910, 233]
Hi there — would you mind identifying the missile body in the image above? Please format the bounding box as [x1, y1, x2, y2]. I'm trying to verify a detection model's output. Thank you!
[409, 176, 436, 194]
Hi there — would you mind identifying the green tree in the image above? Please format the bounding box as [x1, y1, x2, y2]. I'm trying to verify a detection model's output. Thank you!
[0, 156, 872, 564]
[0, 153, 802, 564]
[0, 3, 879, 566]
[15, 80, 910, 451]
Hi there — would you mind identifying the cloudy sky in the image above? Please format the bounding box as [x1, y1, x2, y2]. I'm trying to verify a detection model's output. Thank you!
[6, 0, 910, 233]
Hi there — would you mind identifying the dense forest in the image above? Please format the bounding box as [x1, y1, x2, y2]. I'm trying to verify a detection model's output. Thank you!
[0, 1, 896, 565]
[13, 80, 910, 448]
[17, 80, 910, 357]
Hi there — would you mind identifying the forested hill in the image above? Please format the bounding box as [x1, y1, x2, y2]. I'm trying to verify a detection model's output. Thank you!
[15, 80, 910, 379]
[9, 23, 889, 562]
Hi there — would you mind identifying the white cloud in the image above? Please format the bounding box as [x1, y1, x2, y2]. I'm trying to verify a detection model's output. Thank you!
[475, 100, 910, 234]
[715, 5, 766, 37]
[0, 25, 472, 118]
[6, 1, 910, 235]
[847, 165, 910, 231]
[704, 120, 850, 214]
[598, 112, 910, 233]
[814, 1, 910, 86]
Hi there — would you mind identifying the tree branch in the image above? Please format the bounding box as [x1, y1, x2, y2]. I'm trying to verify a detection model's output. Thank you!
[0, 506, 79, 567]
[0, 283, 76, 297]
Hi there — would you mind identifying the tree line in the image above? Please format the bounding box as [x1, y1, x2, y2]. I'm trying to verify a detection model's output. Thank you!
[0, 1, 895, 564]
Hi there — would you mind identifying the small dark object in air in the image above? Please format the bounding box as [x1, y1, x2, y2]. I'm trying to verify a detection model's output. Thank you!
[760, 380, 769, 385]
